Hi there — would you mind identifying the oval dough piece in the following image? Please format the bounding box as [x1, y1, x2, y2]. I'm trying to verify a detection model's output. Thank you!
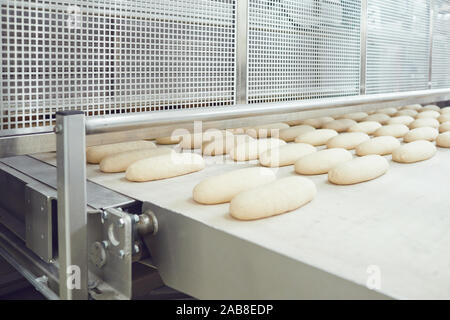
[387, 116, 414, 126]
[337, 112, 368, 121]
[100, 147, 173, 173]
[295, 148, 352, 175]
[294, 129, 338, 146]
[421, 105, 440, 112]
[347, 121, 382, 134]
[229, 138, 286, 161]
[285, 119, 304, 126]
[436, 131, 450, 148]
[409, 118, 440, 129]
[401, 104, 422, 111]
[229, 176, 316, 221]
[322, 119, 357, 132]
[328, 155, 388, 185]
[156, 135, 182, 145]
[395, 109, 418, 117]
[439, 121, 450, 133]
[376, 107, 398, 115]
[326, 132, 370, 150]
[86, 140, 156, 164]
[202, 134, 252, 156]
[193, 167, 276, 204]
[374, 124, 409, 138]
[438, 114, 450, 123]
[403, 127, 439, 143]
[246, 123, 290, 138]
[392, 140, 436, 163]
[363, 113, 391, 125]
[355, 136, 400, 156]
[259, 143, 316, 167]
[279, 125, 315, 142]
[302, 117, 335, 128]
[416, 110, 440, 119]
[441, 106, 450, 114]
[125, 152, 205, 182]
[179, 133, 209, 149]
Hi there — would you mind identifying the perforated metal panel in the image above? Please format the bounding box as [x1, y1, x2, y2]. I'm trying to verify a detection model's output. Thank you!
[247, 0, 361, 103]
[431, 0, 450, 89]
[0, 0, 236, 136]
[366, 0, 430, 94]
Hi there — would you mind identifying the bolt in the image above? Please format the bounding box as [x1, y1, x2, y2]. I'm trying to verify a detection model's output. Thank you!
[133, 214, 140, 224]
[53, 124, 62, 134]
[118, 250, 125, 259]
[102, 211, 108, 220]
[101, 240, 109, 249]
[117, 218, 125, 228]
[134, 244, 140, 254]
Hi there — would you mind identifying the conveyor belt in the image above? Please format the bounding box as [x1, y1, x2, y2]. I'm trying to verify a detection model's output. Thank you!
[32, 145, 450, 299]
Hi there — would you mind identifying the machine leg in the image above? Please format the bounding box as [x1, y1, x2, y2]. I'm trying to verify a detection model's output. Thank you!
[55, 111, 88, 300]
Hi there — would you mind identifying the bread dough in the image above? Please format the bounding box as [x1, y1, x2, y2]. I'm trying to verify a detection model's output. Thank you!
[337, 112, 368, 121]
[439, 122, 450, 133]
[396, 109, 418, 117]
[392, 140, 436, 163]
[416, 110, 440, 119]
[387, 116, 415, 126]
[126, 152, 205, 182]
[403, 127, 439, 143]
[302, 117, 334, 128]
[436, 132, 450, 148]
[322, 119, 357, 132]
[422, 105, 440, 112]
[229, 176, 316, 221]
[193, 167, 276, 204]
[347, 121, 382, 134]
[375, 107, 398, 115]
[179, 133, 208, 149]
[246, 123, 290, 138]
[355, 136, 400, 156]
[374, 124, 409, 138]
[438, 114, 450, 123]
[259, 143, 316, 167]
[409, 118, 440, 129]
[279, 125, 315, 142]
[326, 132, 370, 150]
[285, 119, 304, 126]
[328, 155, 388, 185]
[295, 148, 352, 175]
[156, 135, 182, 145]
[363, 113, 391, 125]
[229, 138, 286, 161]
[86, 140, 156, 164]
[441, 106, 450, 114]
[294, 129, 338, 146]
[100, 147, 173, 173]
[401, 104, 422, 111]
[202, 134, 251, 156]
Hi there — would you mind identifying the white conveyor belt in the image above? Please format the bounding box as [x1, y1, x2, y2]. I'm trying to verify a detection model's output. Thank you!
[33, 144, 450, 299]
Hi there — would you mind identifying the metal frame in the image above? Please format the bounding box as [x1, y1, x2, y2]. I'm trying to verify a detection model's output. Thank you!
[360, 0, 368, 95]
[235, 0, 249, 104]
[429, 0, 435, 89]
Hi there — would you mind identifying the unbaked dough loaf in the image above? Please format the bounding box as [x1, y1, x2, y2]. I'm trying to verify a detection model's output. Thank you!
[438, 114, 450, 123]
[229, 138, 286, 161]
[416, 110, 440, 119]
[279, 125, 315, 142]
[376, 107, 398, 116]
[392, 140, 436, 163]
[156, 135, 182, 145]
[294, 129, 338, 146]
[246, 123, 290, 138]
[409, 118, 440, 129]
[436, 131, 450, 148]
[363, 113, 391, 125]
[202, 134, 251, 156]
[374, 124, 409, 138]
[401, 104, 422, 111]
[295, 148, 352, 175]
[355, 136, 400, 156]
[328, 155, 388, 185]
[100, 147, 173, 173]
[179, 133, 208, 149]
[337, 112, 368, 121]
[229, 176, 316, 221]
[441, 106, 450, 114]
[395, 109, 418, 117]
[259, 143, 316, 167]
[326, 132, 370, 150]
[86, 140, 157, 164]
[347, 121, 382, 134]
[302, 117, 334, 128]
[126, 152, 205, 182]
[439, 121, 450, 133]
[193, 167, 276, 204]
[322, 119, 357, 132]
[403, 127, 439, 143]
[387, 116, 415, 126]
[422, 105, 440, 112]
